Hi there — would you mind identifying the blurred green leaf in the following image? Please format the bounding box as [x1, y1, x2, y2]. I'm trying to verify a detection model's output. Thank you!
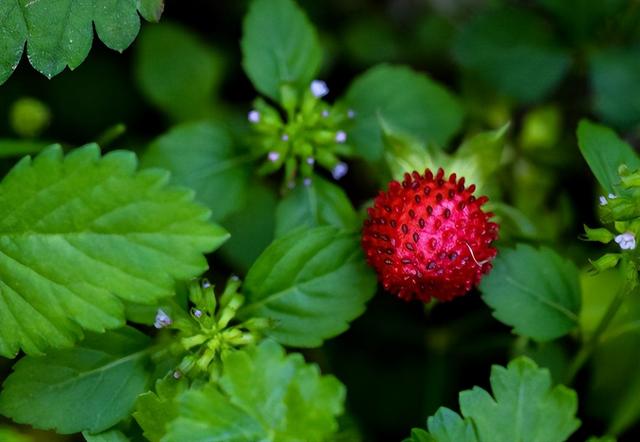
[536, 0, 625, 42]
[480, 244, 581, 341]
[459, 357, 580, 442]
[275, 176, 359, 237]
[219, 181, 278, 273]
[0, 327, 151, 434]
[0, 0, 163, 84]
[590, 49, 640, 129]
[241, 0, 322, 102]
[0, 427, 33, 442]
[134, 378, 188, 442]
[165, 340, 345, 442]
[0, 139, 50, 159]
[344, 64, 463, 161]
[577, 120, 640, 195]
[239, 226, 377, 347]
[453, 8, 570, 103]
[0, 145, 227, 357]
[142, 121, 251, 222]
[82, 429, 130, 442]
[135, 23, 225, 121]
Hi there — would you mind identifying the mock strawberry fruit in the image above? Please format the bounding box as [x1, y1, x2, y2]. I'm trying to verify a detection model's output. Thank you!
[362, 168, 499, 302]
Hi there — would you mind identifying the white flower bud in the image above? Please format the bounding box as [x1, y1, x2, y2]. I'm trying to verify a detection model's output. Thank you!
[615, 232, 636, 250]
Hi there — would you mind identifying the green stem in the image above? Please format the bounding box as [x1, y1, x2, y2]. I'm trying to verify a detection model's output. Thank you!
[565, 283, 629, 384]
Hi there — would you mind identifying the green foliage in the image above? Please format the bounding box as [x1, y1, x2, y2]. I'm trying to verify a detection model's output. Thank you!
[241, 0, 322, 102]
[0, 327, 151, 434]
[407, 357, 580, 442]
[577, 120, 640, 194]
[343, 64, 463, 161]
[239, 226, 377, 347]
[0, 144, 228, 357]
[275, 176, 359, 237]
[536, 0, 625, 42]
[142, 121, 251, 222]
[82, 429, 131, 442]
[0, 427, 33, 442]
[0, 0, 164, 84]
[453, 8, 570, 103]
[134, 378, 188, 442]
[480, 244, 581, 341]
[135, 23, 225, 121]
[164, 340, 345, 442]
[590, 49, 640, 129]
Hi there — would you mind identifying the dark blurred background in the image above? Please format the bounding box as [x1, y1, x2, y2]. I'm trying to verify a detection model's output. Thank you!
[2, 0, 640, 440]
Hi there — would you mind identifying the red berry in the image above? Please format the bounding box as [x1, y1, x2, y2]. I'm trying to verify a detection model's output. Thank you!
[361, 168, 499, 302]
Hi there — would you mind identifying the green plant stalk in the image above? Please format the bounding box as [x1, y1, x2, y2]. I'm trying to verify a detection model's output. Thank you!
[565, 283, 630, 384]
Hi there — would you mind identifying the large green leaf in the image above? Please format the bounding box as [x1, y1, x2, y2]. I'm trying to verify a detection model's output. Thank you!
[406, 357, 579, 442]
[453, 8, 570, 103]
[589, 49, 640, 129]
[0, 144, 228, 357]
[83, 429, 131, 442]
[142, 121, 252, 222]
[343, 64, 463, 161]
[480, 244, 581, 341]
[577, 120, 640, 195]
[0, 0, 164, 84]
[238, 226, 377, 347]
[0, 427, 32, 442]
[134, 22, 225, 121]
[164, 340, 345, 442]
[459, 357, 580, 442]
[275, 176, 359, 237]
[134, 378, 188, 442]
[0, 327, 151, 434]
[241, 0, 322, 102]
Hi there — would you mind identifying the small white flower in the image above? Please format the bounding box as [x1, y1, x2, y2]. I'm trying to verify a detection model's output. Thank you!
[332, 162, 348, 180]
[192, 309, 203, 318]
[335, 130, 347, 143]
[154, 309, 172, 329]
[172, 370, 182, 379]
[306, 156, 315, 165]
[615, 232, 636, 250]
[248, 110, 260, 123]
[303, 178, 312, 187]
[608, 193, 617, 199]
[347, 109, 356, 119]
[321, 110, 330, 118]
[268, 151, 280, 162]
[281, 133, 289, 141]
[310, 80, 329, 98]
[599, 196, 608, 206]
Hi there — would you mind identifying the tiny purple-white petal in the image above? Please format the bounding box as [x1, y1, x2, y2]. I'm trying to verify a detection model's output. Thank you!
[608, 193, 617, 199]
[281, 133, 289, 141]
[303, 178, 312, 187]
[154, 308, 172, 329]
[248, 110, 260, 123]
[347, 109, 356, 118]
[332, 162, 348, 180]
[615, 232, 636, 250]
[310, 80, 329, 98]
[335, 130, 347, 143]
[306, 156, 315, 165]
[322, 110, 330, 118]
[599, 196, 607, 206]
[268, 151, 280, 162]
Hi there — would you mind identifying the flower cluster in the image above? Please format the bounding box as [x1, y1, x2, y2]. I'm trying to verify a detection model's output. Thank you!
[248, 80, 355, 188]
[584, 166, 640, 275]
[154, 277, 272, 381]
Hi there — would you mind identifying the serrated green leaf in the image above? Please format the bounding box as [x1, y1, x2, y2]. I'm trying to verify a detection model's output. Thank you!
[459, 357, 580, 442]
[426, 408, 478, 442]
[241, 0, 322, 102]
[135, 23, 225, 121]
[134, 377, 188, 442]
[343, 64, 463, 161]
[577, 120, 640, 195]
[453, 8, 570, 103]
[165, 340, 345, 442]
[239, 226, 377, 347]
[275, 176, 359, 237]
[0, 144, 227, 357]
[0, 0, 164, 84]
[589, 49, 640, 129]
[142, 122, 251, 222]
[480, 244, 581, 341]
[0, 327, 151, 434]
[83, 428, 131, 442]
[403, 428, 434, 442]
